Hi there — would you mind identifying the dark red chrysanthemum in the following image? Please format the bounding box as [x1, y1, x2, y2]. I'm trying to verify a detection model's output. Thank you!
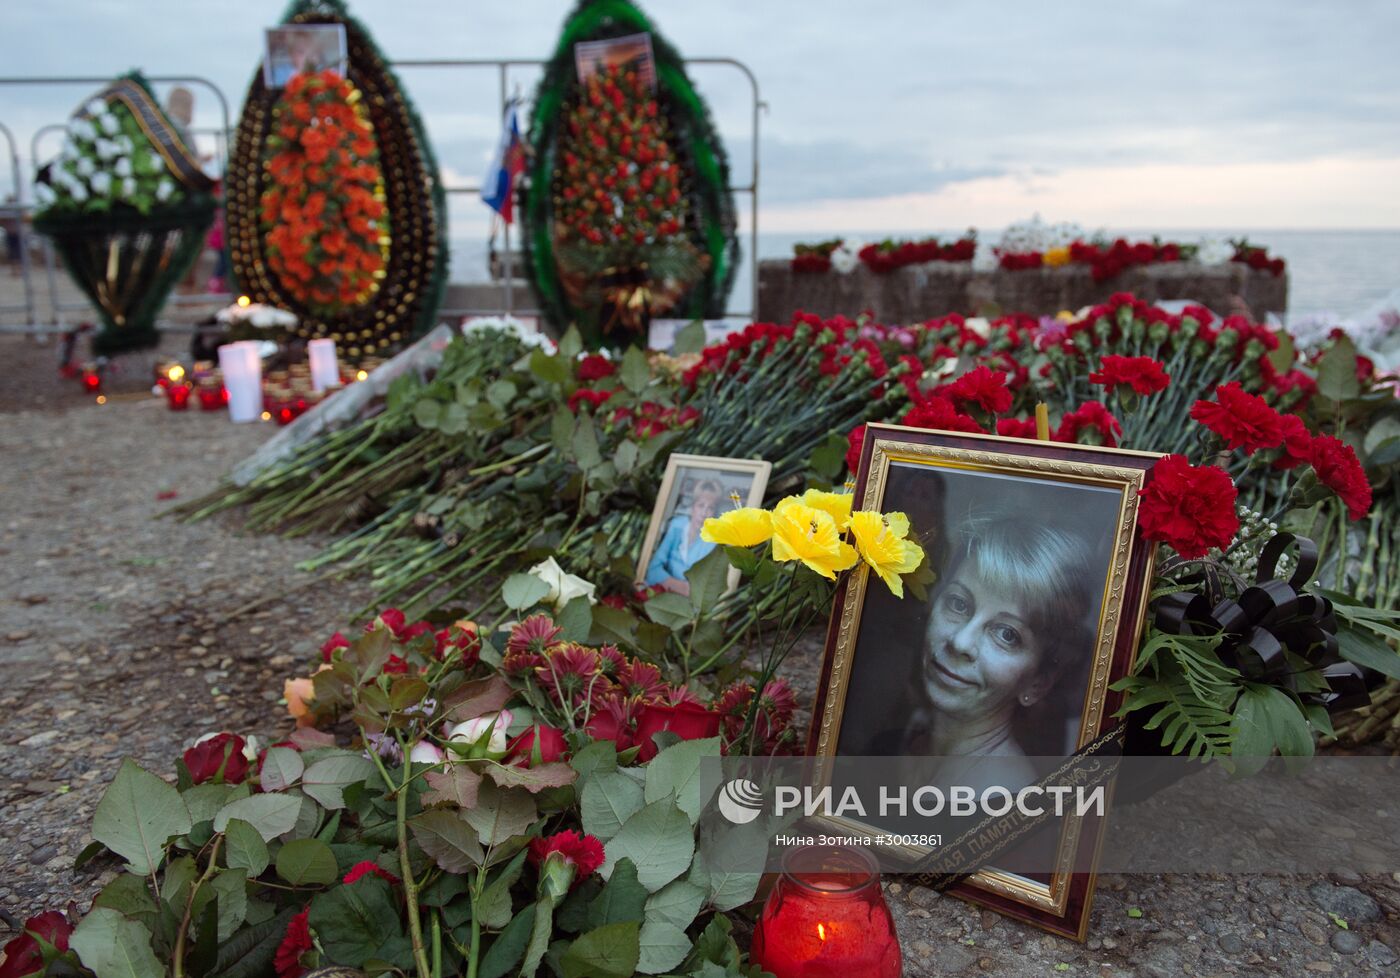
[1189, 381, 1286, 454]
[615, 660, 667, 702]
[507, 614, 563, 657]
[1309, 435, 1372, 521]
[273, 908, 313, 978]
[1137, 455, 1240, 559]
[1089, 355, 1171, 395]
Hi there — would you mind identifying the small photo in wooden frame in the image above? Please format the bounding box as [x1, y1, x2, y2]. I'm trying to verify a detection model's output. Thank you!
[636, 454, 772, 597]
[807, 423, 1160, 940]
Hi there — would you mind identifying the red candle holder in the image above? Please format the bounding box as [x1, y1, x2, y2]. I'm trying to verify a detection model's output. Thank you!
[165, 382, 193, 411]
[750, 846, 901, 978]
[197, 385, 225, 411]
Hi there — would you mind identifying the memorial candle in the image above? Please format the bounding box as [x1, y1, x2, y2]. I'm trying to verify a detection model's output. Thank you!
[165, 381, 192, 410]
[750, 846, 901, 978]
[307, 338, 340, 392]
[218, 342, 263, 423]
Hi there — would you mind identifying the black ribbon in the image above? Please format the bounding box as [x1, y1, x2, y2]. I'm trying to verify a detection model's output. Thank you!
[1152, 533, 1368, 712]
[82, 79, 215, 192]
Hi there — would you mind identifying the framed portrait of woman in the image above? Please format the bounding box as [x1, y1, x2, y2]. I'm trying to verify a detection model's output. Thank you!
[807, 423, 1160, 940]
[636, 454, 772, 597]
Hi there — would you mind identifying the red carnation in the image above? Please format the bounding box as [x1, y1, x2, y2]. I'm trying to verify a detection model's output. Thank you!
[1272, 413, 1312, 471]
[273, 908, 314, 978]
[1056, 401, 1122, 447]
[944, 366, 1012, 416]
[184, 733, 249, 785]
[0, 911, 71, 978]
[343, 861, 400, 886]
[506, 723, 570, 766]
[1089, 355, 1171, 396]
[1309, 435, 1372, 520]
[845, 424, 866, 476]
[996, 417, 1040, 439]
[1137, 455, 1240, 559]
[901, 395, 987, 434]
[1189, 382, 1285, 454]
[528, 830, 605, 886]
[577, 354, 616, 382]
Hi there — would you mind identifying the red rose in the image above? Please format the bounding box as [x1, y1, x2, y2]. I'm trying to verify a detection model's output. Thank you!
[320, 632, 350, 663]
[1056, 400, 1122, 447]
[1309, 435, 1372, 520]
[528, 830, 605, 882]
[435, 621, 481, 667]
[901, 395, 986, 434]
[633, 702, 721, 762]
[996, 417, 1040, 439]
[381, 654, 411, 675]
[366, 608, 407, 637]
[577, 354, 617, 382]
[1189, 382, 1286, 454]
[184, 733, 249, 785]
[506, 723, 570, 766]
[944, 366, 1012, 416]
[1088, 355, 1171, 396]
[273, 908, 313, 978]
[1137, 455, 1240, 559]
[343, 861, 400, 885]
[844, 424, 866, 476]
[1272, 414, 1312, 471]
[0, 911, 71, 978]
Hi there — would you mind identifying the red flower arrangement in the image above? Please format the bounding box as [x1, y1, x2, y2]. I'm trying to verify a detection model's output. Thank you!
[1137, 455, 1240, 559]
[858, 236, 976, 273]
[260, 70, 388, 315]
[1089, 355, 1171, 396]
[1189, 381, 1286, 454]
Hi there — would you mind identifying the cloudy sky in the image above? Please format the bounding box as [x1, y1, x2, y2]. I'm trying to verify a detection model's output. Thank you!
[3, 0, 1398, 235]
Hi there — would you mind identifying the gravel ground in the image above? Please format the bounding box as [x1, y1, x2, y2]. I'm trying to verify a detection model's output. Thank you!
[1, 381, 1397, 976]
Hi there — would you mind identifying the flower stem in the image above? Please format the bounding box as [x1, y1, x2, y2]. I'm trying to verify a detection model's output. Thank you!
[172, 836, 222, 978]
[396, 744, 433, 978]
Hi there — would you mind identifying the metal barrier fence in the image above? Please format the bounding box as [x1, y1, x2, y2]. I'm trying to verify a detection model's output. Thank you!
[0, 56, 763, 332]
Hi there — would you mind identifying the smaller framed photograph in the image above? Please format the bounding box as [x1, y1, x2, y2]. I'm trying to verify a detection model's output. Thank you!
[574, 32, 658, 89]
[263, 25, 349, 89]
[636, 453, 772, 597]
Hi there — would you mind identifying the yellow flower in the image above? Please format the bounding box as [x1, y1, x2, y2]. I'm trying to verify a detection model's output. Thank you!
[849, 510, 926, 597]
[701, 507, 774, 547]
[770, 499, 858, 579]
[1044, 245, 1071, 267]
[798, 488, 854, 531]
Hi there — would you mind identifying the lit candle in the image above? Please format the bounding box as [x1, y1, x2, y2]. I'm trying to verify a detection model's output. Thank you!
[750, 846, 901, 978]
[218, 341, 263, 423]
[165, 382, 192, 411]
[307, 338, 340, 393]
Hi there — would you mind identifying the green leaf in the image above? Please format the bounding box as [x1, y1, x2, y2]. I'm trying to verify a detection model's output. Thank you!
[212, 869, 249, 941]
[413, 398, 443, 429]
[422, 764, 483, 808]
[530, 348, 569, 386]
[1316, 334, 1361, 402]
[685, 548, 732, 615]
[560, 921, 641, 978]
[704, 863, 762, 912]
[479, 903, 537, 978]
[1127, 906, 1143, 919]
[582, 769, 645, 842]
[275, 838, 339, 886]
[207, 909, 297, 978]
[181, 784, 240, 824]
[502, 573, 552, 611]
[586, 859, 648, 929]
[91, 874, 159, 924]
[257, 747, 304, 792]
[461, 781, 538, 846]
[1232, 684, 1313, 775]
[604, 799, 695, 892]
[483, 760, 577, 793]
[637, 919, 691, 975]
[93, 759, 191, 875]
[672, 320, 706, 356]
[644, 879, 706, 930]
[570, 740, 618, 793]
[1266, 331, 1295, 374]
[308, 876, 410, 969]
[621, 346, 650, 394]
[213, 794, 302, 842]
[559, 326, 584, 360]
[478, 849, 529, 930]
[557, 595, 595, 644]
[410, 810, 483, 872]
[722, 545, 760, 577]
[644, 590, 695, 630]
[70, 907, 163, 978]
[643, 737, 720, 824]
[572, 417, 604, 471]
[223, 818, 270, 877]
[301, 753, 375, 810]
[522, 897, 556, 978]
[486, 379, 518, 409]
[1337, 624, 1400, 680]
[614, 440, 640, 476]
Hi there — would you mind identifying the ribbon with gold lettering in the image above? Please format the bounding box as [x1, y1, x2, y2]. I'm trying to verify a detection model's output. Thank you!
[82, 78, 214, 192]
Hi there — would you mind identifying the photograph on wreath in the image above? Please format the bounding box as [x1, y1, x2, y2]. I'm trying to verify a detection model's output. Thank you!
[263, 25, 348, 88]
[574, 31, 657, 88]
[809, 423, 1159, 939]
[637, 453, 772, 597]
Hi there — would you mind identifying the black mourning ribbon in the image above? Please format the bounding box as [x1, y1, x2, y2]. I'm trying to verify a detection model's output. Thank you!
[83, 79, 215, 192]
[1153, 533, 1368, 713]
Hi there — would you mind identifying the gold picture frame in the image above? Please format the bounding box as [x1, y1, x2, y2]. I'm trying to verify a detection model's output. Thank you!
[807, 423, 1160, 940]
[635, 453, 773, 596]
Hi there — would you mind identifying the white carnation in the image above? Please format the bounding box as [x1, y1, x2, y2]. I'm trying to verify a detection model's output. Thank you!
[1196, 238, 1233, 266]
[830, 240, 862, 275]
[155, 178, 175, 202]
[116, 135, 134, 155]
[149, 151, 165, 171]
[122, 176, 138, 199]
[75, 156, 96, 178]
[98, 112, 120, 136]
[972, 240, 998, 272]
[94, 138, 118, 161]
[67, 118, 95, 143]
[85, 98, 107, 117]
[90, 171, 112, 195]
[114, 157, 133, 178]
[69, 182, 88, 203]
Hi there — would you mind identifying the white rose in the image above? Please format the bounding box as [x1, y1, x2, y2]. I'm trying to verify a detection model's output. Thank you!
[830, 240, 861, 275]
[114, 157, 132, 178]
[527, 556, 597, 611]
[1196, 238, 1233, 266]
[75, 156, 96, 178]
[90, 171, 111, 195]
[447, 709, 514, 759]
[964, 317, 992, 338]
[99, 112, 120, 136]
[409, 742, 446, 765]
[155, 178, 174, 202]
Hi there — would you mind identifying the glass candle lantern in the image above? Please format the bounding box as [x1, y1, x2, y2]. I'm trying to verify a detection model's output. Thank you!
[165, 381, 193, 410]
[750, 846, 902, 978]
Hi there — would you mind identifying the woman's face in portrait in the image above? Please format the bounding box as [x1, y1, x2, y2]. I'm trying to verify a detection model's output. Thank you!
[922, 559, 1047, 720]
[687, 488, 719, 527]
